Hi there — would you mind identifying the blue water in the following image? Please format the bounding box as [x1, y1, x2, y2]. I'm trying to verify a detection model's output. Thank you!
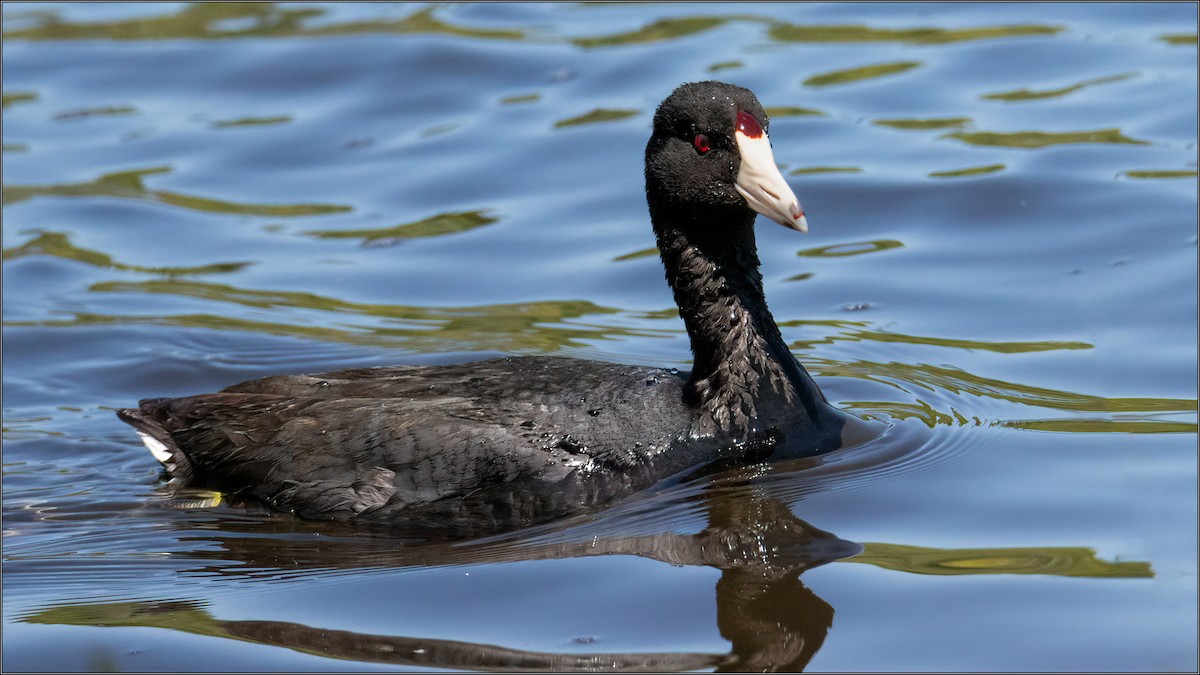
[3, 3, 1197, 671]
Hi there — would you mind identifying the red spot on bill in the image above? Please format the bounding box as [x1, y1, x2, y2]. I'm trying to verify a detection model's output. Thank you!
[736, 110, 763, 139]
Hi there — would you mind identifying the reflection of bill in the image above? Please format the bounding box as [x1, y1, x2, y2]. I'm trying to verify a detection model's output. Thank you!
[19, 473, 1149, 673]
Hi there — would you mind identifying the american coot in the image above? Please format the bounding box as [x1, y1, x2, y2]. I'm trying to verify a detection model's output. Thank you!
[119, 81, 875, 537]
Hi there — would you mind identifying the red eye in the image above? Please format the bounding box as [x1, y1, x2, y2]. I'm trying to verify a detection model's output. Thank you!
[693, 133, 711, 154]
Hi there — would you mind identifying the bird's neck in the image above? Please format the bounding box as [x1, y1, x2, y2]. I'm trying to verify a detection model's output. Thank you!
[653, 209, 827, 437]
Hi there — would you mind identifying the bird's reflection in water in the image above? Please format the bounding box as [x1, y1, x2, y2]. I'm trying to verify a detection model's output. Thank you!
[28, 467, 858, 672]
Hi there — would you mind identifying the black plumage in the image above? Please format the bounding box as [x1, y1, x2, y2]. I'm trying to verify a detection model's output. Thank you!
[119, 81, 869, 538]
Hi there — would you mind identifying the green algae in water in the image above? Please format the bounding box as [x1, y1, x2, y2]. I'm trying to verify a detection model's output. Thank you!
[211, 115, 292, 128]
[554, 108, 640, 128]
[3, 166, 352, 216]
[789, 166, 862, 176]
[52, 105, 137, 120]
[500, 93, 540, 105]
[804, 60, 921, 87]
[850, 543, 1153, 578]
[765, 106, 826, 118]
[2, 91, 38, 108]
[929, 164, 1006, 178]
[1122, 169, 1198, 179]
[1159, 33, 1197, 45]
[874, 117, 971, 130]
[945, 128, 1148, 148]
[768, 22, 1063, 44]
[707, 60, 743, 72]
[612, 247, 660, 262]
[2, 4, 525, 41]
[3, 232, 252, 276]
[797, 239, 903, 258]
[572, 16, 730, 48]
[981, 72, 1135, 102]
[304, 211, 498, 243]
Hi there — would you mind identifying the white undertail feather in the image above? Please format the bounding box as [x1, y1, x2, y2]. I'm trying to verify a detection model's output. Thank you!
[138, 432, 173, 465]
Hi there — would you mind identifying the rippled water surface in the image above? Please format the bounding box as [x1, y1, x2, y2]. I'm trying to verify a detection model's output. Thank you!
[3, 2, 1197, 671]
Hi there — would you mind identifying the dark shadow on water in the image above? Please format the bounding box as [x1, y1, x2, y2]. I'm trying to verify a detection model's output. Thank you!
[21, 474, 859, 672]
[18, 448, 1151, 671]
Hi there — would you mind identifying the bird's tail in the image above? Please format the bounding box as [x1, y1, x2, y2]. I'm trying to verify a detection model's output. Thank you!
[116, 399, 195, 482]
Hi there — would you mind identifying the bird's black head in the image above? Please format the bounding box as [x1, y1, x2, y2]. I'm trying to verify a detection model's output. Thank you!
[645, 81, 807, 235]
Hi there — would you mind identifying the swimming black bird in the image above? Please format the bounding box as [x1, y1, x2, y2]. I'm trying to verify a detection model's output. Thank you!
[119, 81, 873, 538]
